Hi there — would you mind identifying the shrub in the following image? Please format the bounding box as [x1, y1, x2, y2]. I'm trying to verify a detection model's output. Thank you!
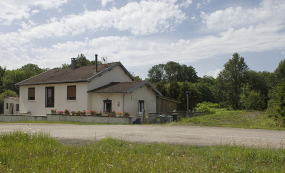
[196, 102, 216, 114]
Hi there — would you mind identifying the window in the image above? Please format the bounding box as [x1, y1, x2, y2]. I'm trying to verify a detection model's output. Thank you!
[103, 99, 112, 112]
[45, 87, 54, 107]
[16, 104, 19, 111]
[28, 88, 35, 100]
[6, 103, 8, 109]
[67, 86, 76, 100]
[138, 100, 144, 113]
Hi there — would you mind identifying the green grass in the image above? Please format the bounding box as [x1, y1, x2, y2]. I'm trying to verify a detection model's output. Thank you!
[0, 131, 284, 172]
[171, 109, 285, 130]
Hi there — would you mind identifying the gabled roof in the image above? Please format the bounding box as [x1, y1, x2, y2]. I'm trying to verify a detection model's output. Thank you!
[87, 81, 162, 96]
[16, 62, 134, 86]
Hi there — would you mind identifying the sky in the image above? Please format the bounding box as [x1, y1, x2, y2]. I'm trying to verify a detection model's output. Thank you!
[0, 0, 285, 79]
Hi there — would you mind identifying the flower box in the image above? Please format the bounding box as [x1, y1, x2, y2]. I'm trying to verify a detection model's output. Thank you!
[102, 113, 109, 117]
[109, 113, 116, 117]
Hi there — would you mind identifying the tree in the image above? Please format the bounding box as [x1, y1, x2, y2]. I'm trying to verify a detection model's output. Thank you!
[194, 82, 215, 103]
[274, 59, 285, 84]
[77, 54, 91, 67]
[168, 80, 180, 100]
[199, 75, 215, 85]
[240, 84, 266, 110]
[130, 72, 142, 81]
[20, 63, 45, 76]
[178, 64, 198, 83]
[2, 70, 27, 94]
[213, 53, 249, 109]
[147, 62, 198, 83]
[164, 61, 180, 82]
[154, 81, 167, 96]
[0, 89, 18, 113]
[177, 82, 200, 111]
[147, 64, 165, 83]
[0, 90, 18, 102]
[0, 66, 6, 93]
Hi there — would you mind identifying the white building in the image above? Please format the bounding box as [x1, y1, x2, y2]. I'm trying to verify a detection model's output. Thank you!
[3, 97, 19, 115]
[16, 57, 161, 121]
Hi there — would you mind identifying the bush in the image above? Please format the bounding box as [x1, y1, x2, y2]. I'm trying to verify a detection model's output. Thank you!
[196, 102, 216, 114]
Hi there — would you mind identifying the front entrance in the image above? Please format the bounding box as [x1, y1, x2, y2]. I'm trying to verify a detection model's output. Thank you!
[103, 99, 112, 112]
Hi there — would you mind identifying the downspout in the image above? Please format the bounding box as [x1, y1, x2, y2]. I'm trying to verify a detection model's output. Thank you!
[123, 93, 125, 113]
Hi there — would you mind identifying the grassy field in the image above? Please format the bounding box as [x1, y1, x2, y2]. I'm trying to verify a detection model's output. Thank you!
[0, 131, 284, 172]
[171, 109, 285, 130]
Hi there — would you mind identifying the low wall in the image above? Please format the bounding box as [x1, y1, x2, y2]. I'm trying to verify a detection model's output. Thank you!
[0, 115, 47, 122]
[47, 114, 132, 124]
[0, 114, 132, 124]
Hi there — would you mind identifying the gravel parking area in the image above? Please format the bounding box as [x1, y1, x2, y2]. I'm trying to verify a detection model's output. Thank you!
[1, 123, 285, 148]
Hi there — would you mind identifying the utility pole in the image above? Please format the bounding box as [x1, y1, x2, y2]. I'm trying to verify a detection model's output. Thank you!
[186, 91, 191, 117]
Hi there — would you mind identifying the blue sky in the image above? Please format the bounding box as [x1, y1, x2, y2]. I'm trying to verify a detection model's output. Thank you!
[0, 0, 285, 79]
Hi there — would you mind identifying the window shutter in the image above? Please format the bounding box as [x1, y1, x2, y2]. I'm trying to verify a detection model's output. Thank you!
[28, 88, 35, 97]
[67, 86, 76, 98]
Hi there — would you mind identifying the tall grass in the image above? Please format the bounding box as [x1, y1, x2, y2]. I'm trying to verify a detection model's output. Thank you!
[0, 131, 284, 172]
[174, 109, 285, 130]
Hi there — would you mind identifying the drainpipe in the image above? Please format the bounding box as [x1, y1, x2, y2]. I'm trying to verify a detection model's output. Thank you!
[123, 93, 125, 113]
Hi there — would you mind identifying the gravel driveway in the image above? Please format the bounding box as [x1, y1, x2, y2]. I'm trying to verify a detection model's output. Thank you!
[1, 123, 285, 148]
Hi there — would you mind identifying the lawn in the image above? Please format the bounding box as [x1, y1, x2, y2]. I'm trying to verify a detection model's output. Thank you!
[171, 109, 285, 130]
[0, 131, 284, 172]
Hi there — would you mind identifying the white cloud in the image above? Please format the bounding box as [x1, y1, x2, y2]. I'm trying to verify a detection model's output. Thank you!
[282, 51, 285, 55]
[196, 3, 201, 9]
[206, 69, 221, 78]
[0, 0, 68, 25]
[101, 0, 113, 7]
[180, 0, 192, 8]
[201, 0, 285, 30]
[4, 21, 285, 70]
[0, 0, 187, 46]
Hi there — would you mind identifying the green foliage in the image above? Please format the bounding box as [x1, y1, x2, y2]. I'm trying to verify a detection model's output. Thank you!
[213, 53, 249, 109]
[0, 90, 18, 102]
[1, 64, 47, 94]
[240, 85, 266, 111]
[147, 64, 165, 83]
[130, 72, 142, 81]
[76, 53, 102, 67]
[274, 83, 285, 118]
[168, 80, 180, 100]
[194, 82, 215, 103]
[147, 61, 198, 83]
[0, 66, 6, 92]
[274, 59, 285, 84]
[196, 102, 217, 114]
[198, 75, 215, 85]
[177, 82, 200, 111]
[1, 131, 284, 172]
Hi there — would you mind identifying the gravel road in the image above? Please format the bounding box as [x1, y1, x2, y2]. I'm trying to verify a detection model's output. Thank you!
[1, 123, 284, 148]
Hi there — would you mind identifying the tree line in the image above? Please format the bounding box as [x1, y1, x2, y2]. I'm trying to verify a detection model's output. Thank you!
[147, 53, 285, 123]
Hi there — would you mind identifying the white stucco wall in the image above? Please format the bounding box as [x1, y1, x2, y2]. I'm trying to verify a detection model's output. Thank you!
[19, 82, 88, 115]
[89, 84, 157, 121]
[124, 85, 157, 121]
[89, 93, 123, 113]
[87, 65, 133, 91]
[3, 98, 19, 115]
